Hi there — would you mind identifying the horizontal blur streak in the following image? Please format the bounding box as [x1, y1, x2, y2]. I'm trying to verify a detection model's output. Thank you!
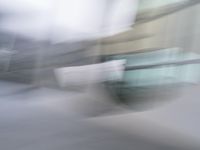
[0, 0, 138, 42]
[54, 60, 126, 86]
[1, 0, 200, 150]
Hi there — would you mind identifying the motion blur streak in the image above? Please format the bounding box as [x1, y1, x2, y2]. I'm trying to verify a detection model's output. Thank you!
[0, 0, 138, 42]
[1, 0, 200, 150]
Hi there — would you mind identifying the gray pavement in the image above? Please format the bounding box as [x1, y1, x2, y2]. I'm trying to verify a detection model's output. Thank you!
[0, 81, 199, 150]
